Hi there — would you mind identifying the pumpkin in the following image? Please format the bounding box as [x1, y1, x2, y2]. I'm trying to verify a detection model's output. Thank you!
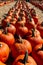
[6, 22, 16, 35]
[17, 16, 26, 25]
[37, 22, 43, 38]
[10, 17, 17, 26]
[6, 15, 12, 20]
[15, 16, 26, 29]
[2, 18, 10, 28]
[13, 51, 37, 65]
[11, 35, 32, 58]
[8, 12, 13, 16]
[27, 28, 43, 47]
[32, 44, 43, 65]
[16, 24, 29, 37]
[0, 42, 10, 62]
[30, 8, 38, 24]
[0, 28, 15, 47]
[0, 61, 6, 65]
[25, 14, 35, 30]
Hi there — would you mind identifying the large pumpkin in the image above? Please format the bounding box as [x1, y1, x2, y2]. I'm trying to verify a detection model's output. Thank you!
[13, 51, 37, 65]
[11, 35, 32, 58]
[0, 42, 10, 62]
[0, 29, 15, 47]
[32, 44, 43, 65]
[27, 28, 43, 47]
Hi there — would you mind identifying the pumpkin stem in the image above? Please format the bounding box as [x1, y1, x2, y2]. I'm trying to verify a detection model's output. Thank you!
[21, 23, 24, 27]
[36, 45, 43, 52]
[0, 44, 2, 47]
[23, 51, 28, 65]
[41, 22, 43, 26]
[31, 28, 35, 37]
[18, 35, 23, 43]
[7, 22, 10, 27]
[31, 8, 36, 16]
[5, 28, 8, 34]
[14, 11, 16, 15]
[29, 15, 32, 22]
[18, 17, 22, 21]
[0, 25, 2, 29]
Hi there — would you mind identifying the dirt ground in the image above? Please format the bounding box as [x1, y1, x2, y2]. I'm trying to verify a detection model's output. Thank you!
[0, 1, 43, 23]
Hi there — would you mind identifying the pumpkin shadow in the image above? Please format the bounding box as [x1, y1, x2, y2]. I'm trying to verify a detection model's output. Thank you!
[5, 52, 14, 65]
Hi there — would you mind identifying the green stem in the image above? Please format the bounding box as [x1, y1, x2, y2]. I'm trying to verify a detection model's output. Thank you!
[18, 35, 23, 43]
[4, 28, 8, 34]
[23, 51, 28, 65]
[7, 22, 10, 27]
[31, 29, 35, 37]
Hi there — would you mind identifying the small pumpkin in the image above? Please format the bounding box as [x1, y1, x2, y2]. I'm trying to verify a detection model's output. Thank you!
[15, 16, 26, 28]
[13, 51, 37, 65]
[25, 14, 35, 30]
[0, 42, 10, 62]
[17, 16, 26, 24]
[2, 18, 10, 28]
[6, 22, 16, 35]
[10, 17, 17, 26]
[30, 8, 38, 24]
[37, 22, 43, 38]
[16, 24, 29, 37]
[32, 44, 43, 65]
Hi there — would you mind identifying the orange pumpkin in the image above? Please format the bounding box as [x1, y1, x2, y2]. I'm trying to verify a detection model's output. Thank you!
[27, 28, 43, 47]
[17, 16, 26, 25]
[10, 17, 17, 26]
[2, 18, 10, 28]
[6, 23, 16, 35]
[30, 8, 38, 24]
[13, 51, 37, 65]
[0, 42, 10, 62]
[0, 29, 15, 47]
[32, 44, 43, 65]
[25, 14, 35, 30]
[0, 61, 6, 65]
[37, 22, 43, 38]
[11, 35, 32, 58]
[16, 24, 29, 37]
